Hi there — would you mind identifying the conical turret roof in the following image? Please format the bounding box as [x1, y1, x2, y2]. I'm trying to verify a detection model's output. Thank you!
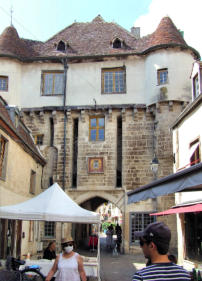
[0, 25, 38, 58]
[149, 16, 186, 46]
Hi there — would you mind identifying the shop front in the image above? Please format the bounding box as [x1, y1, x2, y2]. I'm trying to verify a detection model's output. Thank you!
[128, 163, 202, 269]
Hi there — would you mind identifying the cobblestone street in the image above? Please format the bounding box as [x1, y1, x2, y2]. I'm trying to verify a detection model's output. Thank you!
[100, 236, 145, 281]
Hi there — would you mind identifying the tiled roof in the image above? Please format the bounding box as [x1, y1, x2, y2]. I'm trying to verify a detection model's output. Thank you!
[0, 100, 16, 129]
[0, 16, 200, 60]
[0, 26, 40, 58]
[135, 16, 187, 52]
[0, 97, 45, 165]
[40, 15, 137, 57]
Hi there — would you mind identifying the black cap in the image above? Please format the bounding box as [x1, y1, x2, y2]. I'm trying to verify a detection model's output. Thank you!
[135, 221, 171, 245]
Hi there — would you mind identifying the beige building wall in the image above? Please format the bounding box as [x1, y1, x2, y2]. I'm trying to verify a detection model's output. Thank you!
[173, 99, 202, 265]
[0, 49, 195, 109]
[173, 105, 202, 171]
[0, 58, 22, 106]
[145, 49, 194, 105]
[0, 128, 43, 257]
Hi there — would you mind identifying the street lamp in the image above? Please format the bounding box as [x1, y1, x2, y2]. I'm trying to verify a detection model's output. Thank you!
[150, 156, 159, 180]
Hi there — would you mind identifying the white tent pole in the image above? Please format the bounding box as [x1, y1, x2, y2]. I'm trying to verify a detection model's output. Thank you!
[97, 223, 101, 281]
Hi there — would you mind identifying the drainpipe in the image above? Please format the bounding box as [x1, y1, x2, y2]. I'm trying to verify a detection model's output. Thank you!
[122, 187, 126, 254]
[151, 120, 159, 211]
[62, 58, 68, 190]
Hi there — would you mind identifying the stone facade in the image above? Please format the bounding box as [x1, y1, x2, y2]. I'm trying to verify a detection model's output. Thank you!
[21, 100, 184, 253]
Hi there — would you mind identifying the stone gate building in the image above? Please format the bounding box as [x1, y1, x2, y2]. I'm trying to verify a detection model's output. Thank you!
[0, 15, 200, 254]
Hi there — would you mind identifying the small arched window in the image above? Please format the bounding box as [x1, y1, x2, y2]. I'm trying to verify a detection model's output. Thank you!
[112, 38, 122, 49]
[57, 41, 66, 51]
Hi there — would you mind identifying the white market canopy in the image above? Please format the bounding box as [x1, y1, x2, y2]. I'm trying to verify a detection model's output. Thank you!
[0, 183, 100, 223]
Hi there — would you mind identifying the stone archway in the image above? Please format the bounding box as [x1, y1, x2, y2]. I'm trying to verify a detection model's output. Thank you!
[69, 190, 125, 213]
[71, 194, 124, 251]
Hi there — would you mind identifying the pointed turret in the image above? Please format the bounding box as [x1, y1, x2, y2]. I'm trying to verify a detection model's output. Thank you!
[150, 16, 186, 46]
[0, 25, 33, 58]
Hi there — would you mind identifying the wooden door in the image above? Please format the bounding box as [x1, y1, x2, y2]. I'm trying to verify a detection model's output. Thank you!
[0, 219, 7, 258]
[16, 220, 22, 258]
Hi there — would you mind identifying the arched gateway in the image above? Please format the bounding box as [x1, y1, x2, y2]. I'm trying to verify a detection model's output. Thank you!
[70, 193, 124, 250]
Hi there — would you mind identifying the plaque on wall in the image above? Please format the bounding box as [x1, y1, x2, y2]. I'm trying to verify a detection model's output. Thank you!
[88, 157, 104, 173]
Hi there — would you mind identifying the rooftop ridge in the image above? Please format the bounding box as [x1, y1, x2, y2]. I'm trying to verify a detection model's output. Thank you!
[92, 14, 105, 23]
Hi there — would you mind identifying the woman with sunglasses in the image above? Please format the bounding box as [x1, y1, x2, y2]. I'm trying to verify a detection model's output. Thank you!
[45, 237, 86, 281]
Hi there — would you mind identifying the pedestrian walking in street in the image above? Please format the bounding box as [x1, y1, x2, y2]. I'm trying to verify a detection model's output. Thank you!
[132, 221, 191, 281]
[115, 223, 122, 234]
[106, 225, 114, 250]
[115, 223, 122, 253]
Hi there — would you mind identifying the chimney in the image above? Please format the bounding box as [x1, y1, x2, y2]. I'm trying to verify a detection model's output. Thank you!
[178, 29, 184, 38]
[6, 105, 19, 127]
[131, 27, 140, 39]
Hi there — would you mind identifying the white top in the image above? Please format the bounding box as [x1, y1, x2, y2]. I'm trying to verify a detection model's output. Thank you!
[55, 253, 80, 281]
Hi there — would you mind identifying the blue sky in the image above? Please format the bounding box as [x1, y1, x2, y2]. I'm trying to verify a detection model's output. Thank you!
[0, 0, 152, 41]
[0, 0, 201, 57]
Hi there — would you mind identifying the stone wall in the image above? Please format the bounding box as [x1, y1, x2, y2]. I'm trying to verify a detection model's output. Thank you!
[122, 108, 154, 189]
[22, 100, 185, 253]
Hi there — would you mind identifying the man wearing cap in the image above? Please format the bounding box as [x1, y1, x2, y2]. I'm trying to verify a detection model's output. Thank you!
[133, 221, 191, 281]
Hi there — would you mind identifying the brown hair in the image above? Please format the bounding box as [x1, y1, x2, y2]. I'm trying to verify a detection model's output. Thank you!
[48, 241, 56, 248]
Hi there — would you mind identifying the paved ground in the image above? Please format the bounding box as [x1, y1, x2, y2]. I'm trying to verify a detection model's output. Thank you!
[99, 236, 146, 281]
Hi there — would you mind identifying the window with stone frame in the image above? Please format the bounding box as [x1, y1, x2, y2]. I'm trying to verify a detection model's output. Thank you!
[30, 170, 36, 194]
[157, 68, 168, 85]
[0, 76, 8, 91]
[89, 116, 105, 141]
[34, 134, 44, 145]
[130, 212, 156, 245]
[190, 138, 200, 166]
[41, 71, 64, 96]
[193, 74, 200, 99]
[44, 221, 55, 238]
[101, 67, 126, 94]
[0, 135, 8, 179]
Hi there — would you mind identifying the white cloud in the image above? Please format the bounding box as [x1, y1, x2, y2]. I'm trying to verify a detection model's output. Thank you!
[134, 0, 202, 59]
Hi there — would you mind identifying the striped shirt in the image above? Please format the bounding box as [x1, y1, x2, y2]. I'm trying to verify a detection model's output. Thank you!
[133, 263, 191, 281]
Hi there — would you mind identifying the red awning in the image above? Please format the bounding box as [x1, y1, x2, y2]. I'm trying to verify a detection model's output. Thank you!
[150, 203, 202, 216]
